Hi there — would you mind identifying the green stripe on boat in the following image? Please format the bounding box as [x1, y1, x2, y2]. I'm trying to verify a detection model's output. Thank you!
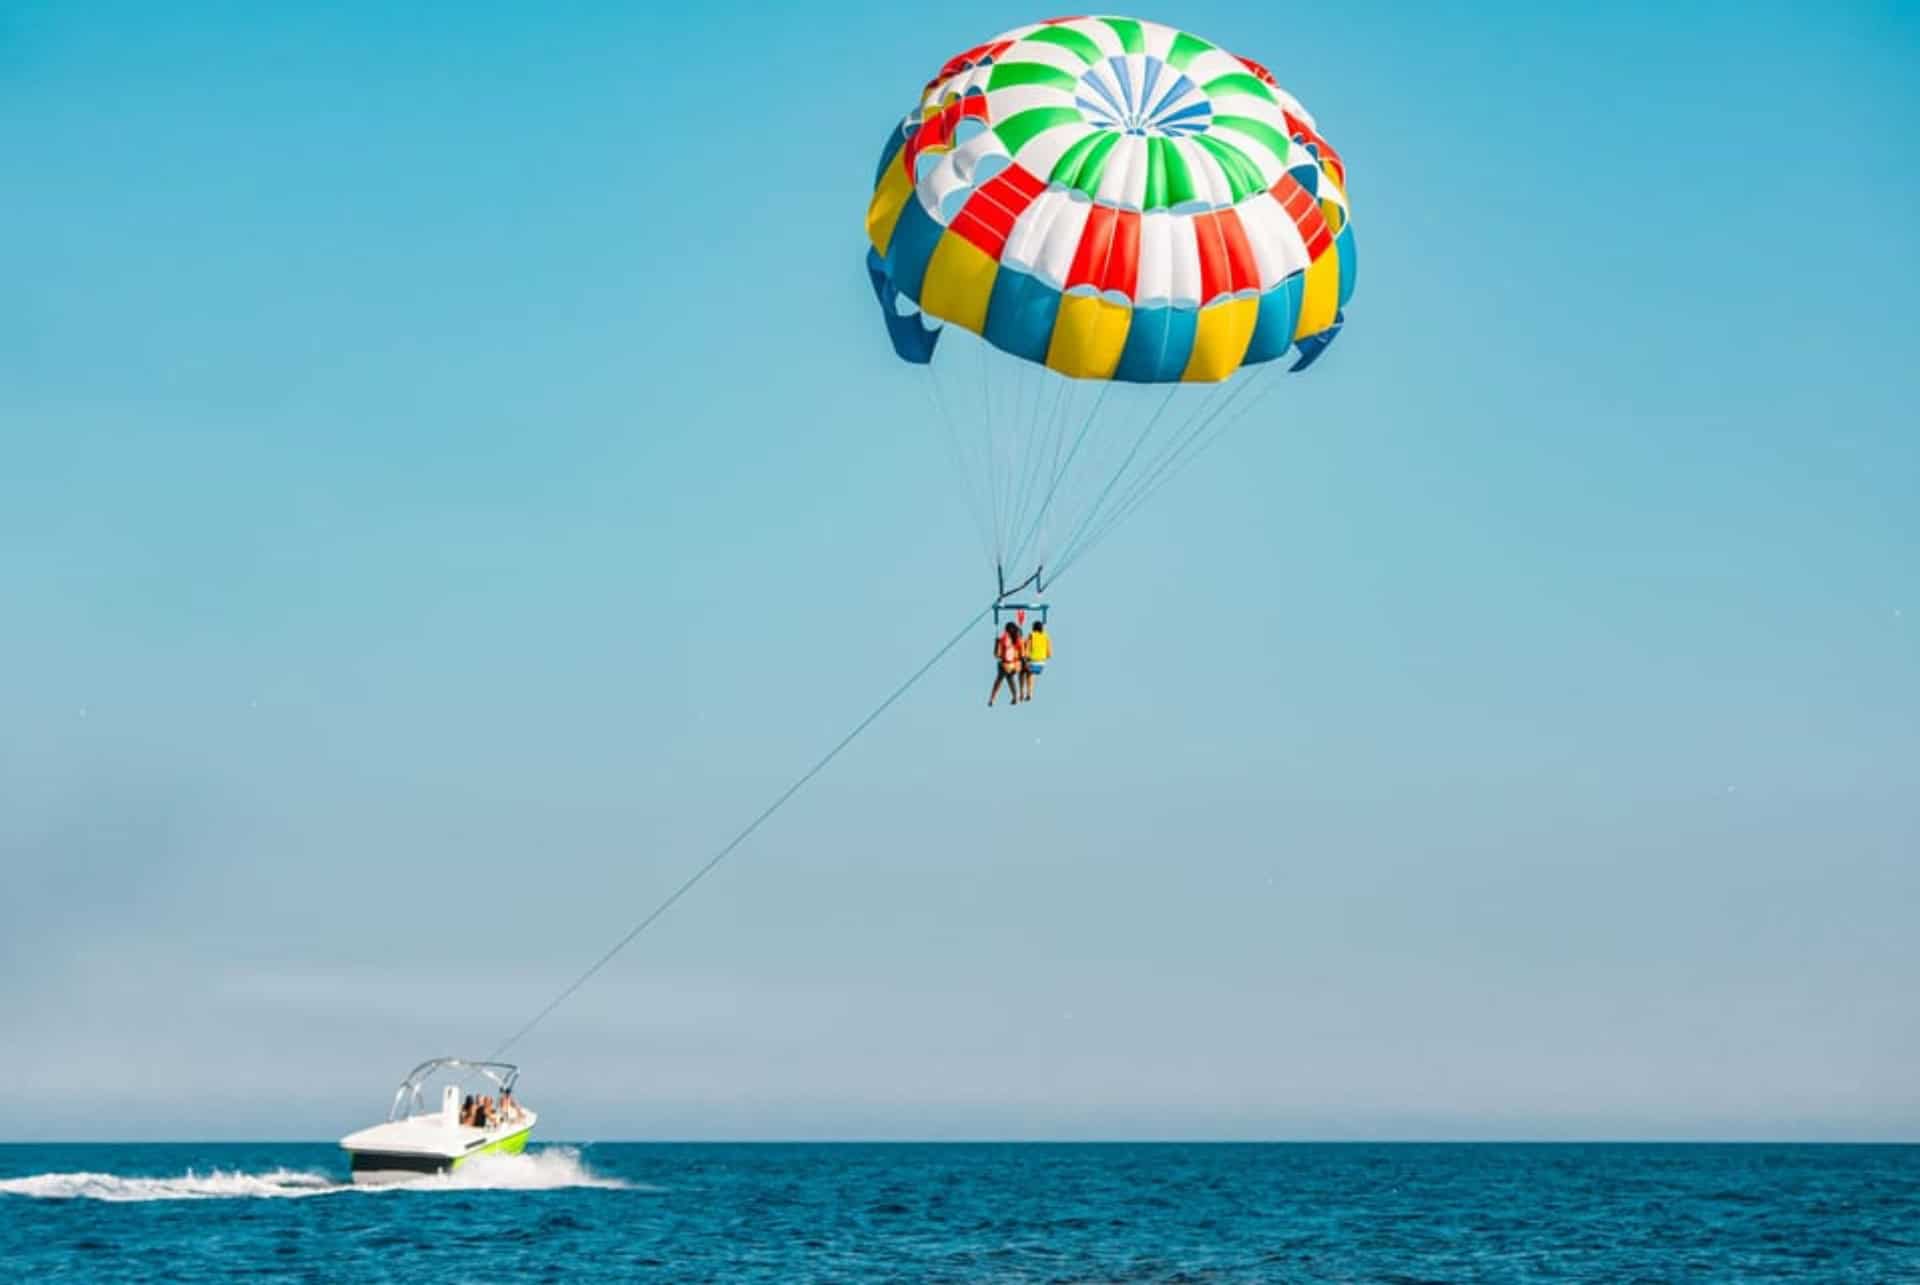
[448, 1127, 533, 1170]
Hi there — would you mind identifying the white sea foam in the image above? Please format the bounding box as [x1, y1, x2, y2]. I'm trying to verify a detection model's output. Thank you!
[0, 1167, 340, 1202]
[0, 1147, 628, 1201]
[394, 1146, 630, 1192]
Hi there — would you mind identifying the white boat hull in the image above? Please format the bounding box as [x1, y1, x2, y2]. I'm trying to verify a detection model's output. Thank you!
[341, 1111, 537, 1184]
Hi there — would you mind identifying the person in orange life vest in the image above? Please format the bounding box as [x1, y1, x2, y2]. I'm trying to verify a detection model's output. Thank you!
[990, 621, 1024, 707]
[1020, 620, 1050, 702]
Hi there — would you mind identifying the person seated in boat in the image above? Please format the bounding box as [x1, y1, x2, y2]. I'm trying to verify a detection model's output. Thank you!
[459, 1094, 477, 1127]
[1021, 621, 1050, 701]
[501, 1089, 523, 1122]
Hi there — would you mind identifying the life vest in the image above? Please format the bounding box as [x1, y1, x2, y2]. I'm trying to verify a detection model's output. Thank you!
[1026, 632, 1050, 662]
[998, 633, 1022, 664]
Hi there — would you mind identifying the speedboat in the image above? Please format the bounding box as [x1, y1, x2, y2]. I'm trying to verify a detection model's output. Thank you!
[339, 1058, 537, 1184]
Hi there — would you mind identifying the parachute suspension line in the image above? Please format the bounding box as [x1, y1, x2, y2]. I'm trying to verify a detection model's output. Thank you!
[1052, 378, 1247, 580]
[1053, 364, 1284, 580]
[488, 603, 993, 1061]
[1039, 376, 1074, 511]
[1004, 355, 1037, 558]
[1051, 381, 1224, 578]
[998, 359, 1037, 561]
[1095, 372, 1252, 533]
[922, 355, 994, 567]
[975, 333, 1008, 567]
[1018, 373, 1075, 568]
[1003, 378, 1113, 579]
[1005, 371, 1071, 574]
[1045, 381, 1186, 576]
[1102, 362, 1283, 538]
[1013, 377, 1054, 519]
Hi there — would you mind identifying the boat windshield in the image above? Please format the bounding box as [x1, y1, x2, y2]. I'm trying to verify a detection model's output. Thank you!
[387, 1058, 522, 1123]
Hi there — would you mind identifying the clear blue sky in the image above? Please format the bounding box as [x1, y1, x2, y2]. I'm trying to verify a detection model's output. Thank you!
[3, 0, 1915, 1141]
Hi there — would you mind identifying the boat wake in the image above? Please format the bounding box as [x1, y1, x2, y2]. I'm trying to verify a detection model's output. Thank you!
[406, 1146, 630, 1192]
[0, 1148, 628, 1202]
[0, 1168, 340, 1202]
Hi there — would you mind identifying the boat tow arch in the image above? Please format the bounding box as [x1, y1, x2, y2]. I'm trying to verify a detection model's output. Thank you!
[388, 1058, 520, 1122]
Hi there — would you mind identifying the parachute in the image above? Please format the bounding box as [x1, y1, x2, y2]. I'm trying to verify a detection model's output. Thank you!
[867, 16, 1355, 603]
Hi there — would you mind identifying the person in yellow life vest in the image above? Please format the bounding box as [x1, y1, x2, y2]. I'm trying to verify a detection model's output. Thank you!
[990, 622, 1024, 707]
[1021, 621, 1050, 702]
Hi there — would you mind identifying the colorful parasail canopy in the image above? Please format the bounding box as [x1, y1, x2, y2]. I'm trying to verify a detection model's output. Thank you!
[867, 16, 1354, 385]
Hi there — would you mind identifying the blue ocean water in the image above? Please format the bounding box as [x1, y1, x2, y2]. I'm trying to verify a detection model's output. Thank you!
[1, 1142, 1915, 1281]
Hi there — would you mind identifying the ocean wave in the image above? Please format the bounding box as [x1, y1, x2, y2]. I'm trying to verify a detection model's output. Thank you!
[0, 1148, 628, 1201]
